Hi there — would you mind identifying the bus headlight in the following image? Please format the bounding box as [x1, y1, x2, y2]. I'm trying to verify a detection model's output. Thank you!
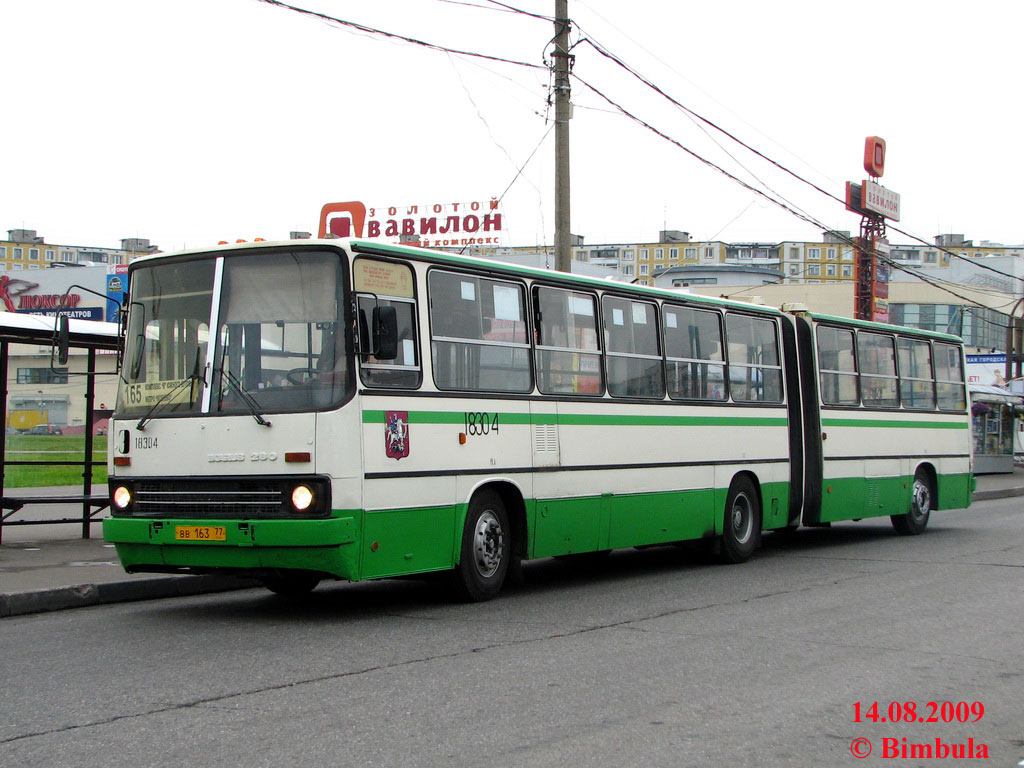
[112, 486, 133, 510]
[291, 484, 315, 512]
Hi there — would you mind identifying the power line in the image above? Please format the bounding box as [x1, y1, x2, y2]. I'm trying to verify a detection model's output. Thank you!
[576, 72, 1021, 317]
[261, 0, 1024, 298]
[256, 0, 546, 71]
[573, 33, 1024, 287]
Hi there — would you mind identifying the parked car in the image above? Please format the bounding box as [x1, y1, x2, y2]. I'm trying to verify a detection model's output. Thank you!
[27, 424, 63, 435]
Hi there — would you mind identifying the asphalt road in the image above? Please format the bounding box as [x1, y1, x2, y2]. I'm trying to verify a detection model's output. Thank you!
[2, 498, 1022, 768]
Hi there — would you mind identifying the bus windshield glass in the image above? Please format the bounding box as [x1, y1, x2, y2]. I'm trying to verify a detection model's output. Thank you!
[117, 249, 350, 417]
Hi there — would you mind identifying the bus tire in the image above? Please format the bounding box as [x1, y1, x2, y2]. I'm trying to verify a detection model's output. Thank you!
[719, 476, 761, 563]
[262, 570, 320, 597]
[891, 470, 932, 536]
[453, 490, 510, 602]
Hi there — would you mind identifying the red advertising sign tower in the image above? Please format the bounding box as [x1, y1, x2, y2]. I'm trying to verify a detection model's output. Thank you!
[847, 137, 900, 321]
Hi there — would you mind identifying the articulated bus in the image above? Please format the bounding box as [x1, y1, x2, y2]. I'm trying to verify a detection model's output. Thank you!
[102, 240, 973, 600]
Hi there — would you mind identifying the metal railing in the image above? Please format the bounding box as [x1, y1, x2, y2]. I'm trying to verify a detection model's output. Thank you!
[0, 318, 120, 543]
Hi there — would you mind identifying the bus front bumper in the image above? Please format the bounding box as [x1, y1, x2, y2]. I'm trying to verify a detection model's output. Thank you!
[102, 516, 359, 579]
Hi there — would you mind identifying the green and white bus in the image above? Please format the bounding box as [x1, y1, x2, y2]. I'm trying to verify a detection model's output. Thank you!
[101, 240, 973, 600]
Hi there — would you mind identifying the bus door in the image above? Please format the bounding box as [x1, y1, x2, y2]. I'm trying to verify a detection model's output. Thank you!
[794, 314, 825, 524]
[780, 315, 805, 527]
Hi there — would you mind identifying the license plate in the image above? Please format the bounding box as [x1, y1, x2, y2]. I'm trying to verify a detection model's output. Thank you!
[174, 525, 227, 542]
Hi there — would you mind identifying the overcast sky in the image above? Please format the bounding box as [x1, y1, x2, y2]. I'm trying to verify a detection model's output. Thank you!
[3, 0, 1021, 253]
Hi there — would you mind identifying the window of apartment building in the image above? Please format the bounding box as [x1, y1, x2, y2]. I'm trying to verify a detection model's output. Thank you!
[685, 247, 697, 259]
[623, 265, 634, 276]
[13, 248, 22, 259]
[788, 247, 800, 260]
[11, 264, 22, 270]
[639, 249, 649, 260]
[61, 251, 73, 260]
[703, 247, 714, 259]
[113, 255, 123, 265]
[575, 251, 587, 261]
[827, 248, 837, 260]
[29, 248, 39, 260]
[807, 265, 821, 276]
[669, 248, 678, 259]
[841, 265, 853, 277]
[0, 246, 5, 258]
[17, 368, 69, 384]
[640, 264, 649, 275]
[789, 265, 800, 275]
[624, 250, 635, 261]
[841, 248, 853, 260]
[654, 248, 663, 259]
[808, 248, 821, 259]
[45, 249, 55, 261]
[826, 264, 836, 277]
[924, 251, 937, 263]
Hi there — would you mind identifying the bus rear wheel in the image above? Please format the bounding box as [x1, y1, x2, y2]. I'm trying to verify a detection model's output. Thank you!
[891, 470, 932, 536]
[453, 490, 510, 602]
[719, 476, 761, 563]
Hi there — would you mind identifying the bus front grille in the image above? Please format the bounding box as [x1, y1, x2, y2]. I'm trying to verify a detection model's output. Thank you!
[111, 477, 331, 519]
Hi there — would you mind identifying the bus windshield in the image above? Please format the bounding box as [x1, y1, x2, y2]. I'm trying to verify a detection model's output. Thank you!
[117, 248, 350, 417]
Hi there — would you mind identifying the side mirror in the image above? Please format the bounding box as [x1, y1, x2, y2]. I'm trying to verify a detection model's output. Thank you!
[57, 315, 70, 365]
[372, 305, 398, 360]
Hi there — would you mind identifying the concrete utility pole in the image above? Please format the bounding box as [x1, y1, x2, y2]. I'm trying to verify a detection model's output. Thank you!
[553, 0, 572, 272]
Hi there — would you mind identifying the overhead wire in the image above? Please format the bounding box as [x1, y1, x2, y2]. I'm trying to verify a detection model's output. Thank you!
[259, 0, 1023, 311]
[574, 72, 1019, 315]
[255, 0, 546, 71]
[572, 30, 1024, 286]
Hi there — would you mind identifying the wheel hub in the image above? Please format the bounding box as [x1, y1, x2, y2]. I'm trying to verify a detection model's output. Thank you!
[473, 510, 504, 578]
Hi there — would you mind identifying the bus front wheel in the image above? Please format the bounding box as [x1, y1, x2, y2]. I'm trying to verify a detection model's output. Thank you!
[891, 470, 932, 536]
[453, 490, 510, 602]
[719, 477, 761, 563]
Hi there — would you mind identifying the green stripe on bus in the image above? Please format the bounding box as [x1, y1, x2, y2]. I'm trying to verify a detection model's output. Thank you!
[363, 410, 786, 428]
[821, 418, 969, 430]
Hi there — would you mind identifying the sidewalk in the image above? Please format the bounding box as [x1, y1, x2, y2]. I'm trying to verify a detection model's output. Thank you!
[3, 472, 1023, 618]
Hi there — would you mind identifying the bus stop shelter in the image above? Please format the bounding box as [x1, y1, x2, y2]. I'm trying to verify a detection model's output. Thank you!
[970, 383, 1023, 475]
[0, 313, 120, 541]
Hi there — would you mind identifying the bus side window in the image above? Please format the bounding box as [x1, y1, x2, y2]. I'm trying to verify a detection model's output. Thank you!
[816, 325, 859, 406]
[534, 286, 602, 396]
[428, 270, 531, 393]
[358, 297, 420, 389]
[858, 332, 899, 408]
[664, 305, 725, 401]
[726, 314, 783, 403]
[935, 342, 967, 411]
[897, 337, 935, 410]
[602, 296, 664, 399]
[353, 258, 421, 390]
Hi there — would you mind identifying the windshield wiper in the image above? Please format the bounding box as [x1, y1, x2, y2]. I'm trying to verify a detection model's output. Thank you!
[136, 350, 205, 431]
[219, 369, 272, 428]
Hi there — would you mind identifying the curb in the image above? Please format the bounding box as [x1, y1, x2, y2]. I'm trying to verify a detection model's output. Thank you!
[0, 575, 259, 618]
[972, 485, 1024, 502]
